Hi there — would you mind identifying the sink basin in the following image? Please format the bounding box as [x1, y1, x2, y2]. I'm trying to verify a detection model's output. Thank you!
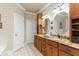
[44, 35, 59, 40]
[58, 38, 70, 44]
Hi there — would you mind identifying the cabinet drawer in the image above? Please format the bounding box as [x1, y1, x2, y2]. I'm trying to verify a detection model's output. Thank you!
[59, 44, 79, 56]
[59, 50, 71, 56]
[46, 40, 58, 47]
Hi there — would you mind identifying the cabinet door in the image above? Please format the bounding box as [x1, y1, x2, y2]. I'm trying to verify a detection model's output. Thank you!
[41, 39, 46, 56]
[34, 36, 42, 52]
[70, 3, 75, 17]
[59, 50, 71, 56]
[70, 3, 79, 18]
[46, 44, 58, 56]
[36, 37, 42, 52]
[37, 13, 43, 34]
[34, 36, 37, 48]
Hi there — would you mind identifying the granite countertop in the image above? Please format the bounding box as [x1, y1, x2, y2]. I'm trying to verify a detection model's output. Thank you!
[35, 34, 79, 49]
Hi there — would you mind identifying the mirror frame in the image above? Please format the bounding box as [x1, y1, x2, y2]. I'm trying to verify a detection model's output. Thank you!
[53, 9, 68, 35]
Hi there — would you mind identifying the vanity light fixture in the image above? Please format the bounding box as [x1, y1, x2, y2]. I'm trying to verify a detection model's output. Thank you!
[52, 3, 65, 13]
[52, 9, 56, 13]
[61, 4, 65, 9]
[42, 15, 46, 19]
[42, 15, 50, 19]
[52, 7, 60, 13]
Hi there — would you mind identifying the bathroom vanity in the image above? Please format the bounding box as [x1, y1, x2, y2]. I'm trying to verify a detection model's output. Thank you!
[35, 4, 79, 56]
[34, 35, 79, 56]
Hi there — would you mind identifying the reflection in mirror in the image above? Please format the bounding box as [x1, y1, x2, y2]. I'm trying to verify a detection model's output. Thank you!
[54, 11, 68, 35]
[44, 18, 50, 35]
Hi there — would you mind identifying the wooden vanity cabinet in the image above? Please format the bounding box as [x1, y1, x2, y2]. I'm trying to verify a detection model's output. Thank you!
[70, 3, 79, 18]
[37, 13, 43, 34]
[70, 3, 79, 43]
[34, 35, 37, 48]
[46, 44, 58, 56]
[34, 35, 79, 56]
[59, 44, 72, 56]
[46, 40, 58, 56]
[59, 44, 79, 56]
[34, 36, 42, 52]
[59, 50, 71, 56]
[41, 38, 46, 56]
[37, 37, 42, 52]
[34, 35, 46, 55]
[34, 35, 58, 56]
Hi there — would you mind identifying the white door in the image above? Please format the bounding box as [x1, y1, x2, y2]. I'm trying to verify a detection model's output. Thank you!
[13, 13, 24, 51]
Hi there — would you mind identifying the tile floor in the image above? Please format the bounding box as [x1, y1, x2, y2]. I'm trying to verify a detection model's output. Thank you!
[1, 43, 42, 56]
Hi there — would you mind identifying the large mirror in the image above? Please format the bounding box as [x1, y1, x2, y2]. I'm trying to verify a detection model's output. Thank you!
[54, 11, 68, 35]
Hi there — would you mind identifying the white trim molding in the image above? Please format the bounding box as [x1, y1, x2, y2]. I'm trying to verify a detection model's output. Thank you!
[25, 11, 36, 16]
[15, 3, 26, 11]
[15, 3, 36, 15]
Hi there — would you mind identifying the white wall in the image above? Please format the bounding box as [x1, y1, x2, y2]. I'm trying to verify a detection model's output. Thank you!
[25, 13, 36, 44]
[0, 3, 36, 51]
[0, 3, 25, 50]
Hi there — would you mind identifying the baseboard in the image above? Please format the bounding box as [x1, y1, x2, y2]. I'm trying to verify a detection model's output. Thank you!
[24, 40, 34, 46]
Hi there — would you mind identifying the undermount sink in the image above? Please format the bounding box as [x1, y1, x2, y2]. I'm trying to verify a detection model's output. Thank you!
[58, 38, 70, 44]
[44, 35, 59, 40]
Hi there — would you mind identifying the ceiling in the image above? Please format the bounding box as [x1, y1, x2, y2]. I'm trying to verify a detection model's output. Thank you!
[19, 3, 63, 14]
[20, 3, 48, 13]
